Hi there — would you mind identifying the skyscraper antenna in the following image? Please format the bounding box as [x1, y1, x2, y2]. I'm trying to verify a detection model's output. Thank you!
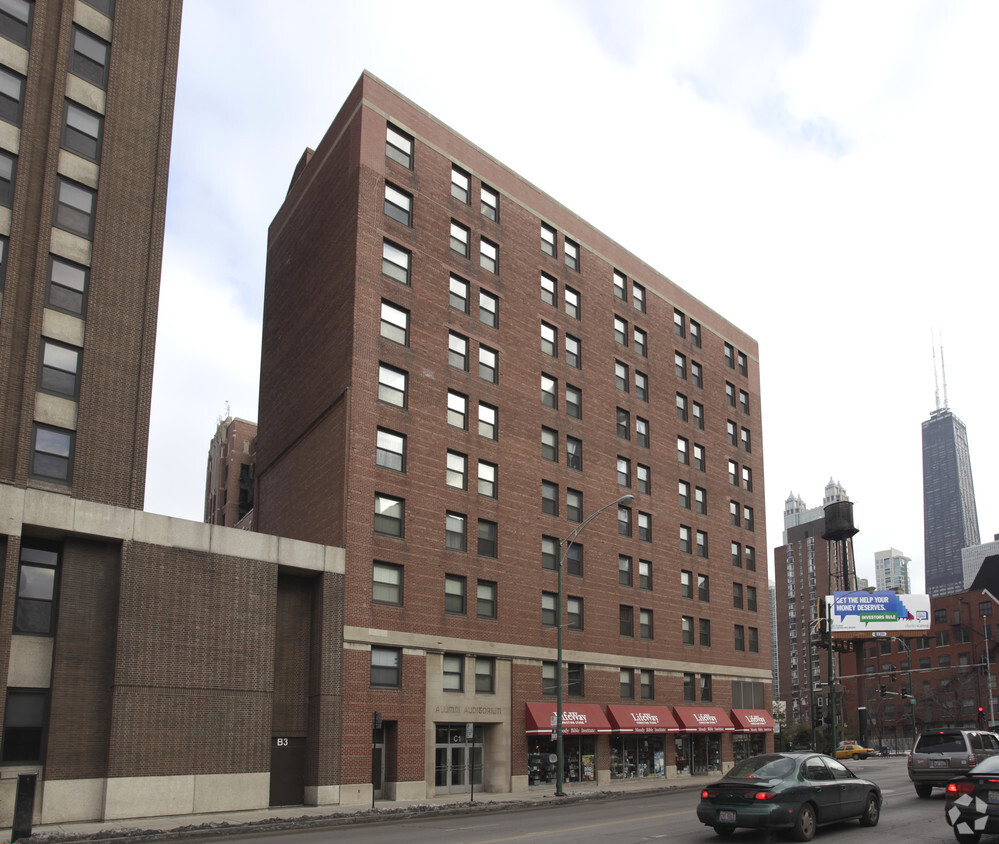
[940, 345, 949, 410]
[932, 332, 940, 411]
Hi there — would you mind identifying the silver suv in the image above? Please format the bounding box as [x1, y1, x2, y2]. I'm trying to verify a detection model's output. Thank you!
[908, 729, 999, 797]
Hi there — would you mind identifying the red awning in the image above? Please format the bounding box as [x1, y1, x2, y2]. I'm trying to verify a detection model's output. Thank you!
[606, 705, 680, 733]
[525, 702, 612, 735]
[731, 709, 775, 733]
[672, 706, 735, 732]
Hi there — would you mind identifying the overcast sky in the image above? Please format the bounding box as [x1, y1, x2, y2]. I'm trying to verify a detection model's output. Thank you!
[146, 0, 999, 591]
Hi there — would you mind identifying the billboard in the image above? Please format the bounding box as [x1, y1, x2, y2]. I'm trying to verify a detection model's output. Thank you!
[828, 591, 930, 634]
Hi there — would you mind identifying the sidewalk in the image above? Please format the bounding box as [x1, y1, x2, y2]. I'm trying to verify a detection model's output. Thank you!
[2, 776, 715, 843]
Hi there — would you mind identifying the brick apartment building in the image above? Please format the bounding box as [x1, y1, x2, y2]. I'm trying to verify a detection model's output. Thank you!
[253, 71, 773, 800]
[204, 415, 256, 528]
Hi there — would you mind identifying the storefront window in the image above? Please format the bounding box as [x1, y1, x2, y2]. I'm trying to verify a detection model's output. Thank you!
[610, 735, 666, 778]
[527, 735, 596, 784]
[733, 733, 767, 762]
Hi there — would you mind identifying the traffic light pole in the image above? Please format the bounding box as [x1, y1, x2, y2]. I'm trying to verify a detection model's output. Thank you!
[828, 610, 837, 753]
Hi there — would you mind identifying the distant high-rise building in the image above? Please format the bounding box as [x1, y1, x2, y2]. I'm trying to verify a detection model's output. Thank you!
[773, 484, 858, 727]
[204, 415, 257, 528]
[962, 535, 999, 589]
[874, 548, 911, 594]
[922, 407, 980, 597]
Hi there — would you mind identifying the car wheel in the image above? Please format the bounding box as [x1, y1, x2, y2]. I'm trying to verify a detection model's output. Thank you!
[954, 832, 981, 844]
[790, 803, 816, 842]
[914, 783, 933, 798]
[852, 753, 860, 760]
[713, 825, 736, 837]
[859, 791, 880, 827]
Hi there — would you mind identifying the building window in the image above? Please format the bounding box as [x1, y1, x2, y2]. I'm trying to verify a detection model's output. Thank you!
[54, 177, 95, 238]
[698, 573, 710, 602]
[640, 609, 653, 640]
[373, 494, 404, 537]
[566, 543, 582, 577]
[677, 436, 689, 465]
[542, 536, 558, 571]
[62, 100, 102, 161]
[675, 352, 687, 379]
[636, 464, 650, 495]
[1, 690, 46, 763]
[618, 505, 631, 537]
[682, 616, 694, 645]
[620, 605, 634, 638]
[695, 487, 707, 515]
[542, 591, 557, 626]
[443, 654, 464, 692]
[746, 546, 756, 571]
[477, 580, 497, 619]
[372, 561, 403, 605]
[450, 220, 469, 256]
[451, 165, 470, 203]
[371, 647, 401, 688]
[730, 500, 740, 527]
[384, 183, 412, 225]
[619, 555, 633, 587]
[633, 282, 646, 313]
[0, 150, 16, 206]
[0, 235, 6, 292]
[639, 559, 652, 590]
[70, 27, 109, 88]
[615, 361, 628, 392]
[747, 586, 758, 612]
[479, 289, 498, 327]
[380, 301, 409, 346]
[680, 525, 691, 554]
[681, 569, 693, 599]
[478, 520, 497, 557]
[0, 0, 31, 46]
[635, 371, 648, 401]
[541, 427, 557, 462]
[541, 273, 556, 306]
[619, 667, 635, 699]
[480, 237, 498, 273]
[616, 408, 630, 440]
[565, 334, 580, 368]
[14, 542, 59, 634]
[738, 351, 748, 376]
[613, 270, 626, 300]
[386, 123, 413, 168]
[541, 481, 559, 516]
[448, 331, 468, 370]
[636, 417, 649, 447]
[564, 238, 579, 271]
[692, 402, 704, 430]
[541, 322, 557, 357]
[740, 390, 751, 415]
[566, 436, 582, 471]
[446, 450, 467, 489]
[377, 363, 407, 407]
[567, 596, 583, 630]
[691, 361, 703, 388]
[46, 257, 88, 316]
[542, 661, 557, 696]
[676, 393, 688, 422]
[383, 240, 411, 284]
[742, 466, 753, 491]
[30, 425, 73, 482]
[480, 183, 498, 220]
[735, 625, 745, 652]
[749, 627, 759, 653]
[475, 657, 495, 693]
[477, 460, 497, 498]
[741, 427, 752, 453]
[541, 223, 556, 257]
[478, 402, 497, 439]
[678, 480, 690, 510]
[614, 316, 628, 346]
[617, 456, 630, 487]
[445, 512, 466, 551]
[699, 618, 711, 647]
[565, 286, 579, 319]
[696, 530, 708, 558]
[566, 384, 581, 419]
[726, 382, 736, 407]
[567, 488, 582, 523]
[725, 343, 735, 369]
[39, 339, 81, 398]
[447, 390, 467, 429]
[674, 308, 685, 337]
[693, 444, 705, 472]
[634, 327, 647, 358]
[700, 674, 713, 701]
[445, 574, 466, 614]
[733, 582, 743, 610]
[0, 67, 24, 126]
[448, 274, 469, 311]
[541, 374, 557, 409]
[479, 345, 498, 383]
[744, 506, 755, 531]
[727, 421, 737, 446]
[683, 672, 696, 701]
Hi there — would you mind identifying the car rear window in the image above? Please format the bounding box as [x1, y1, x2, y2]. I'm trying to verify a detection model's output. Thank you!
[728, 755, 795, 779]
[915, 733, 965, 753]
[970, 733, 986, 751]
[983, 733, 999, 751]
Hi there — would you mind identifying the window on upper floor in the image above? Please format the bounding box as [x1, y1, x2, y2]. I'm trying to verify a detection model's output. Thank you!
[633, 282, 645, 313]
[475, 656, 495, 693]
[541, 223, 556, 257]
[0, 66, 24, 126]
[541, 481, 558, 516]
[443, 653, 463, 692]
[615, 360, 628, 392]
[477, 579, 497, 618]
[636, 417, 649, 447]
[62, 100, 103, 162]
[0, 0, 32, 47]
[542, 591, 557, 627]
[39, 339, 81, 398]
[617, 456, 630, 488]
[692, 401, 704, 430]
[479, 289, 498, 327]
[445, 512, 466, 551]
[70, 27, 110, 89]
[447, 331, 468, 371]
[480, 237, 498, 274]
[377, 363, 407, 407]
[478, 402, 497, 440]
[635, 371, 648, 401]
[447, 390, 467, 429]
[541, 427, 557, 463]
[14, 541, 59, 635]
[375, 428, 405, 472]
[636, 463, 650, 495]
[679, 525, 691, 554]
[565, 543, 582, 577]
[618, 555, 633, 587]
[565, 334, 580, 368]
[47, 256, 88, 316]
[690, 320, 701, 347]
[450, 220, 469, 256]
[724, 343, 735, 369]
[1, 689, 47, 763]
[479, 344, 497, 383]
[480, 183, 498, 220]
[566, 384, 581, 419]
[371, 647, 401, 688]
[372, 561, 403, 606]
[567, 596, 583, 630]
[618, 505, 631, 537]
[614, 316, 627, 347]
[620, 606, 634, 638]
[380, 300, 409, 346]
[564, 237, 579, 271]
[451, 165, 470, 203]
[446, 450, 467, 490]
[566, 436, 582, 471]
[695, 486, 706, 515]
[30, 424, 73, 483]
[373, 494, 404, 537]
[477, 460, 497, 498]
[541, 374, 557, 409]
[738, 351, 748, 375]
[448, 274, 468, 311]
[638, 512, 651, 542]
[445, 574, 466, 614]
[384, 183, 412, 226]
[0, 150, 16, 206]
[565, 286, 579, 319]
[383, 240, 410, 284]
[541, 273, 556, 306]
[740, 390, 751, 415]
[385, 123, 413, 168]
[541, 322, 557, 358]
[639, 559, 652, 590]
[567, 488, 582, 523]
[674, 308, 685, 337]
[81, 0, 114, 15]
[634, 327, 647, 358]
[613, 270, 626, 300]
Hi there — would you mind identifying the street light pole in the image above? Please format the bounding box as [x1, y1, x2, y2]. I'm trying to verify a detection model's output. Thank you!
[984, 614, 995, 727]
[555, 493, 633, 797]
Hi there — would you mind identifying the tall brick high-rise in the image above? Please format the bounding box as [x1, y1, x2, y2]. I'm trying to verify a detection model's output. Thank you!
[255, 71, 772, 799]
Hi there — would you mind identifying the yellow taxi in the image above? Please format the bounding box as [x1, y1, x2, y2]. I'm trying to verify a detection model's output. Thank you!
[835, 742, 873, 760]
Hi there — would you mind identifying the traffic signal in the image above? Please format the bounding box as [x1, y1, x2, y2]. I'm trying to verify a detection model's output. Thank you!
[890, 669, 897, 682]
[880, 685, 887, 698]
[978, 706, 986, 725]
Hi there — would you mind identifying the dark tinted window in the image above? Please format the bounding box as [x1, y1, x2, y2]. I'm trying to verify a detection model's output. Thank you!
[914, 732, 965, 753]
[70, 27, 109, 88]
[727, 754, 795, 780]
[0, 0, 32, 47]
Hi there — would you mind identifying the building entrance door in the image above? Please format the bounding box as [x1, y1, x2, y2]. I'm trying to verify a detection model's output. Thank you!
[434, 724, 484, 794]
[372, 725, 385, 799]
[269, 736, 305, 806]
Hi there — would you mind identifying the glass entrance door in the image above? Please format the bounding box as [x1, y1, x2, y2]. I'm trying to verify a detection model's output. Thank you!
[435, 724, 484, 794]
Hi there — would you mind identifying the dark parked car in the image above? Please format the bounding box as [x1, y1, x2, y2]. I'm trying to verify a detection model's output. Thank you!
[909, 729, 999, 797]
[945, 754, 999, 843]
[697, 752, 881, 840]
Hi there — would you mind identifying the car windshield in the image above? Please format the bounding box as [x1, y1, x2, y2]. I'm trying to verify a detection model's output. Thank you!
[970, 756, 999, 774]
[727, 754, 796, 780]
[915, 733, 964, 753]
